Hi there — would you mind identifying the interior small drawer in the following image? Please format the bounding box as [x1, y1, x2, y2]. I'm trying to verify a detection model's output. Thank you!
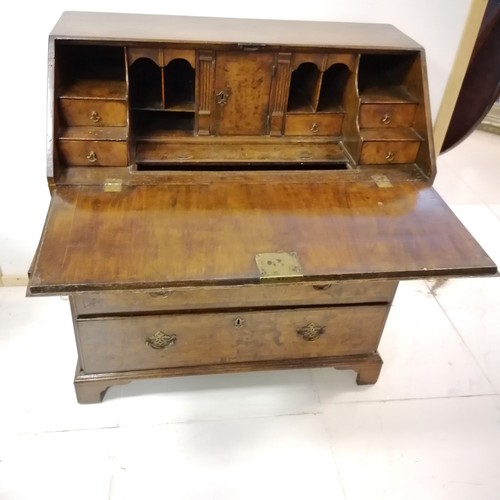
[76, 304, 390, 373]
[58, 140, 128, 166]
[71, 280, 398, 315]
[359, 140, 420, 165]
[284, 113, 343, 136]
[359, 103, 417, 128]
[59, 99, 127, 127]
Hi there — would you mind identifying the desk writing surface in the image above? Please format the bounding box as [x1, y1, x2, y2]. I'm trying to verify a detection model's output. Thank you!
[28, 180, 496, 294]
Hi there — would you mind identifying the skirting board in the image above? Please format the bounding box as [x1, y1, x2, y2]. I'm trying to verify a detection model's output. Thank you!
[0, 275, 29, 287]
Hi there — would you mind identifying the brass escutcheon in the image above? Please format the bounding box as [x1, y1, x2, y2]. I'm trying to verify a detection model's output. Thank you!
[145, 331, 177, 350]
[297, 322, 325, 342]
[234, 317, 245, 328]
[385, 151, 395, 163]
[310, 122, 319, 133]
[216, 89, 230, 106]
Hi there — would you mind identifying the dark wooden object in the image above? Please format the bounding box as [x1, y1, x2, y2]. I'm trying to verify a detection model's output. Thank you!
[442, 0, 500, 153]
[28, 12, 497, 403]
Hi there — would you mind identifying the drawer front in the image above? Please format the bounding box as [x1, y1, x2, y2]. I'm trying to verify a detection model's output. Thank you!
[59, 99, 127, 127]
[285, 113, 343, 136]
[359, 103, 417, 128]
[58, 140, 128, 166]
[76, 305, 389, 373]
[71, 280, 398, 315]
[359, 140, 420, 165]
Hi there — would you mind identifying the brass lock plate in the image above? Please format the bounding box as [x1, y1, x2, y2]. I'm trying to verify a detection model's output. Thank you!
[255, 251, 303, 280]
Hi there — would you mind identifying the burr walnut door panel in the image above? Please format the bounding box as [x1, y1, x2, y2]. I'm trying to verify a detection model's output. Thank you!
[213, 51, 274, 135]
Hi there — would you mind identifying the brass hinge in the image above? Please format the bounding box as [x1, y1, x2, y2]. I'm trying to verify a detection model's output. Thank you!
[371, 174, 393, 188]
[104, 178, 123, 192]
[255, 251, 303, 280]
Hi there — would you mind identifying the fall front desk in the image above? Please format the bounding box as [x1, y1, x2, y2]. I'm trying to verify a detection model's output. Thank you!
[28, 12, 497, 403]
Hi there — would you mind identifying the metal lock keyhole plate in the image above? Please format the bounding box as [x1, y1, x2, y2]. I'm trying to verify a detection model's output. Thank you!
[216, 89, 230, 106]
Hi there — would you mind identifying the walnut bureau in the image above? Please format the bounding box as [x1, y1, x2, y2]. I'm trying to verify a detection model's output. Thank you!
[28, 12, 497, 403]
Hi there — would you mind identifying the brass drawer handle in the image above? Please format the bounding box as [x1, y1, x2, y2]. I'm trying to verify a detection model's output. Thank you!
[310, 122, 319, 133]
[297, 322, 325, 342]
[86, 151, 98, 163]
[385, 151, 395, 163]
[90, 110, 101, 123]
[146, 331, 177, 350]
[313, 284, 331, 291]
[381, 113, 391, 125]
[149, 290, 172, 298]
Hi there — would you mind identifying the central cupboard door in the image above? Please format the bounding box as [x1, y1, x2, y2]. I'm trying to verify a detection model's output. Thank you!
[213, 52, 274, 135]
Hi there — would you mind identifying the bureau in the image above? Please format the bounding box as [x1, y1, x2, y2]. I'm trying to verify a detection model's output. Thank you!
[28, 12, 497, 403]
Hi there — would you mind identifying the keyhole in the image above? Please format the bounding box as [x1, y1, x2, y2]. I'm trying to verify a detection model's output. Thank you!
[234, 317, 245, 328]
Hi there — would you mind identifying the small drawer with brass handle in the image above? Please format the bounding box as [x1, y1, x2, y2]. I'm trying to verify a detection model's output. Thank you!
[359, 103, 417, 128]
[75, 304, 389, 373]
[285, 113, 343, 136]
[59, 98, 127, 126]
[359, 140, 420, 165]
[58, 140, 128, 166]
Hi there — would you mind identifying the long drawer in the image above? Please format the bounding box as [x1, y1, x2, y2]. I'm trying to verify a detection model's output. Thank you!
[76, 305, 390, 373]
[71, 280, 398, 315]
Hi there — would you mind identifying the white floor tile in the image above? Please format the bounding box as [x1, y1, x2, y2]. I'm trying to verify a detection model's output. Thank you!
[488, 204, 500, 221]
[115, 368, 320, 426]
[434, 163, 482, 205]
[0, 287, 120, 436]
[0, 428, 116, 500]
[110, 414, 345, 500]
[311, 280, 493, 404]
[322, 396, 500, 500]
[446, 204, 500, 265]
[438, 130, 500, 205]
[429, 277, 500, 393]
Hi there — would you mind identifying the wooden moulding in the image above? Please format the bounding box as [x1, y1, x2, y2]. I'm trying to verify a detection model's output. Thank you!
[74, 353, 384, 404]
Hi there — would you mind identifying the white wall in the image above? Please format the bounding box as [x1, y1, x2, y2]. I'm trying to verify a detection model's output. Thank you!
[0, 0, 471, 279]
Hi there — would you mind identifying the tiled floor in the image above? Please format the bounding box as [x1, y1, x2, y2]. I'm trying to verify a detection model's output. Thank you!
[1, 130, 499, 499]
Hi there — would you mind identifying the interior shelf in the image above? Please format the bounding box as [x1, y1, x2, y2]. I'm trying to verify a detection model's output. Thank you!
[358, 53, 418, 103]
[56, 44, 126, 98]
[132, 109, 195, 137]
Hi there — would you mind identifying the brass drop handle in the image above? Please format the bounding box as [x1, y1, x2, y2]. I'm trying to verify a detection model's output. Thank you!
[146, 331, 177, 350]
[86, 151, 98, 163]
[149, 290, 172, 298]
[313, 284, 332, 291]
[381, 113, 391, 125]
[216, 89, 230, 106]
[310, 122, 319, 133]
[297, 322, 325, 342]
[385, 151, 395, 163]
[90, 110, 101, 123]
